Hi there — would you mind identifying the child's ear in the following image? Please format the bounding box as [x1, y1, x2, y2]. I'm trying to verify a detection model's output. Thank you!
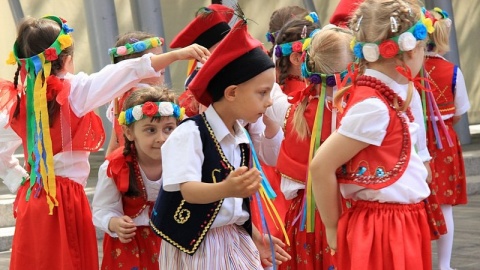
[224, 85, 237, 101]
[289, 52, 303, 67]
[122, 125, 135, 141]
[61, 55, 74, 73]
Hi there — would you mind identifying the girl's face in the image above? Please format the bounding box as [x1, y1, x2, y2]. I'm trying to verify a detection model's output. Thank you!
[140, 46, 165, 85]
[124, 115, 177, 164]
[404, 41, 426, 76]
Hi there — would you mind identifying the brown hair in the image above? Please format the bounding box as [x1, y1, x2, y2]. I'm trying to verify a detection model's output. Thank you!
[112, 31, 157, 64]
[267, 6, 309, 55]
[275, 18, 319, 85]
[293, 26, 354, 139]
[12, 16, 75, 124]
[427, 9, 451, 54]
[121, 86, 177, 196]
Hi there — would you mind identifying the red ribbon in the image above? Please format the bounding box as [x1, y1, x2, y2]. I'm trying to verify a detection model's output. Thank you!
[395, 65, 435, 93]
[106, 148, 132, 193]
[288, 83, 314, 104]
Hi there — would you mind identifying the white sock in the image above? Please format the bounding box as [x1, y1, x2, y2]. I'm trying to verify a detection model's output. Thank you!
[437, 204, 454, 270]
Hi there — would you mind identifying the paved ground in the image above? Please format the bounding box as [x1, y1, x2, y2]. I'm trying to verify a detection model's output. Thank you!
[0, 194, 478, 269]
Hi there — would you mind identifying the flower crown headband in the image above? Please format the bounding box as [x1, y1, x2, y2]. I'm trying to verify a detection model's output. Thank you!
[108, 37, 164, 59]
[266, 11, 319, 44]
[351, 10, 434, 63]
[118, 101, 185, 126]
[6, 15, 74, 214]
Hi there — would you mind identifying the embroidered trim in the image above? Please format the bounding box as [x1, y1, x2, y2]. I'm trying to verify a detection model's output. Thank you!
[283, 105, 293, 131]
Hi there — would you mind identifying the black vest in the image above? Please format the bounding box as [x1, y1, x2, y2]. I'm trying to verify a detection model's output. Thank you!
[150, 113, 252, 255]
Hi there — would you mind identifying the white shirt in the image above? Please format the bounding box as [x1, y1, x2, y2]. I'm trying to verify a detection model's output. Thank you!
[338, 69, 430, 203]
[0, 53, 158, 192]
[161, 105, 251, 228]
[92, 161, 161, 237]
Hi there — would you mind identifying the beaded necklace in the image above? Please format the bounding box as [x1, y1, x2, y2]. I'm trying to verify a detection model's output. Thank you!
[129, 149, 150, 218]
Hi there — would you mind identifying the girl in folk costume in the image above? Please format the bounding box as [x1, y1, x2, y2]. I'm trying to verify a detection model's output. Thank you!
[310, 0, 434, 269]
[171, 4, 235, 117]
[92, 86, 185, 270]
[422, 7, 470, 270]
[104, 31, 166, 156]
[150, 19, 290, 269]
[329, 0, 365, 28]
[269, 22, 354, 270]
[0, 15, 209, 270]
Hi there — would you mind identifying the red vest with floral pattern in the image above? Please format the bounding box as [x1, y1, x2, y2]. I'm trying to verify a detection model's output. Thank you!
[336, 80, 411, 189]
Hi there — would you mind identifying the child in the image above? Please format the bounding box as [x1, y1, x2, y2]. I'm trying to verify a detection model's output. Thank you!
[93, 86, 184, 270]
[105, 31, 166, 156]
[310, 0, 433, 269]
[423, 7, 470, 270]
[266, 6, 309, 57]
[0, 15, 208, 270]
[150, 19, 290, 269]
[329, 0, 365, 27]
[268, 23, 354, 270]
[171, 4, 235, 117]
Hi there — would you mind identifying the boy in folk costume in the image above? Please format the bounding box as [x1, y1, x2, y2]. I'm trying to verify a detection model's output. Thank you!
[150, 18, 291, 269]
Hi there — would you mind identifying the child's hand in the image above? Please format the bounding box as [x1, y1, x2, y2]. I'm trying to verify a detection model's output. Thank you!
[174, 44, 210, 63]
[108, 215, 137, 243]
[223, 166, 261, 198]
[325, 226, 338, 251]
[424, 161, 432, 183]
[253, 234, 291, 266]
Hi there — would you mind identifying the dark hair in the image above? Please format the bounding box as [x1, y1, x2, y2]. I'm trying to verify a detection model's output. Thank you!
[275, 18, 318, 85]
[12, 16, 74, 124]
[267, 6, 309, 55]
[122, 86, 177, 196]
[112, 31, 156, 64]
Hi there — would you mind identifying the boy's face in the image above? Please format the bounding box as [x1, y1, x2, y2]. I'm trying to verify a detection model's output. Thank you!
[233, 68, 275, 123]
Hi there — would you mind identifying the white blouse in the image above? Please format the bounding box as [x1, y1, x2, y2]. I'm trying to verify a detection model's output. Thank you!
[338, 69, 430, 203]
[92, 161, 161, 237]
[0, 53, 159, 192]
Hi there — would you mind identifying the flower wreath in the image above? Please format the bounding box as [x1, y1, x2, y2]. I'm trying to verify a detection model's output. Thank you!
[118, 101, 185, 125]
[266, 12, 319, 45]
[351, 13, 434, 62]
[108, 37, 164, 58]
[274, 27, 321, 59]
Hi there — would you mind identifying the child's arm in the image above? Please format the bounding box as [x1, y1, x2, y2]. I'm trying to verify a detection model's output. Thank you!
[310, 132, 368, 250]
[69, 44, 210, 117]
[248, 116, 283, 166]
[180, 166, 261, 204]
[453, 68, 470, 125]
[251, 225, 291, 266]
[92, 162, 136, 242]
[0, 113, 28, 193]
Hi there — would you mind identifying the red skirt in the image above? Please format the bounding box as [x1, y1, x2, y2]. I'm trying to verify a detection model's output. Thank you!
[279, 190, 332, 270]
[427, 119, 467, 205]
[101, 226, 161, 270]
[336, 200, 432, 270]
[10, 177, 99, 270]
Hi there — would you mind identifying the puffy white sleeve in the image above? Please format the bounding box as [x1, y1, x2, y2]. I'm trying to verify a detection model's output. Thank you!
[337, 98, 389, 146]
[0, 113, 28, 193]
[248, 117, 283, 166]
[454, 68, 470, 116]
[69, 53, 159, 117]
[410, 89, 431, 162]
[92, 161, 124, 237]
[161, 121, 204, 192]
[265, 83, 291, 127]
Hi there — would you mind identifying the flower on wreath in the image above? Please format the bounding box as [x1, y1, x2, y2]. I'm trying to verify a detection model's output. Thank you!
[350, 38, 356, 51]
[142, 101, 158, 117]
[309, 74, 321, 84]
[118, 111, 126, 125]
[398, 32, 417, 51]
[6, 51, 16, 65]
[326, 76, 336, 87]
[281, 44, 292, 56]
[292, 41, 303, 53]
[302, 38, 311, 51]
[133, 42, 147, 53]
[132, 106, 143, 121]
[125, 109, 134, 124]
[421, 16, 435, 34]
[413, 23, 427, 40]
[362, 43, 380, 62]
[158, 102, 174, 116]
[379, 40, 399, 58]
[62, 24, 74, 34]
[353, 43, 364, 59]
[274, 46, 282, 58]
[44, 48, 58, 62]
[151, 38, 159, 47]
[116, 46, 128, 56]
[58, 35, 73, 50]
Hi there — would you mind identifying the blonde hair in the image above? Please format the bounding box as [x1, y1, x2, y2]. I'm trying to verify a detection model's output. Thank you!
[427, 9, 451, 54]
[293, 26, 354, 139]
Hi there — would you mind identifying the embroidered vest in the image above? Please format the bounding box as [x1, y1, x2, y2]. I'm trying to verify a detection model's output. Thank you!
[336, 79, 411, 189]
[10, 92, 105, 172]
[424, 56, 457, 116]
[276, 98, 333, 184]
[106, 147, 151, 218]
[150, 113, 251, 255]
